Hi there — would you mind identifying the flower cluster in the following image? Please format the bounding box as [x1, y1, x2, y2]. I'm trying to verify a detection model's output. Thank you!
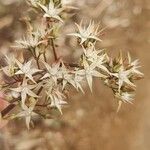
[0, 0, 143, 129]
[104, 52, 143, 108]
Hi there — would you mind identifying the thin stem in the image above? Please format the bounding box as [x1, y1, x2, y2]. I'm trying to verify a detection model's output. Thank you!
[45, 18, 58, 61]
[43, 52, 47, 62]
[1, 97, 20, 118]
[36, 103, 51, 107]
[35, 53, 41, 69]
[1, 104, 16, 118]
[30, 48, 36, 58]
[65, 63, 83, 68]
[37, 87, 43, 95]
[51, 39, 58, 61]
[35, 58, 40, 69]
[30, 47, 41, 69]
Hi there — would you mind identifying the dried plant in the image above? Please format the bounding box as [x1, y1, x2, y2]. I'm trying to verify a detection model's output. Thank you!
[0, 0, 143, 129]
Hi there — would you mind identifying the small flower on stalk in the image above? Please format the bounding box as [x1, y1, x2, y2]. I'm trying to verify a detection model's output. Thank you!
[15, 33, 43, 49]
[119, 92, 135, 104]
[69, 20, 102, 44]
[77, 59, 106, 92]
[113, 66, 136, 92]
[15, 60, 41, 83]
[38, 1, 64, 22]
[58, 63, 75, 89]
[16, 98, 37, 129]
[11, 78, 38, 108]
[82, 45, 109, 73]
[50, 96, 67, 115]
[82, 44, 101, 62]
[115, 92, 135, 112]
[128, 53, 144, 76]
[46, 86, 67, 114]
[33, 26, 53, 40]
[41, 61, 60, 84]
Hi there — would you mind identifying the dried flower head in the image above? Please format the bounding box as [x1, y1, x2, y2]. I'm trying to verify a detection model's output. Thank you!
[69, 20, 102, 45]
[38, 1, 64, 22]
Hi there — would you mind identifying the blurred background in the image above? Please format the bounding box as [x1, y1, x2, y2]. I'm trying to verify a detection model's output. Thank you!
[0, 0, 149, 149]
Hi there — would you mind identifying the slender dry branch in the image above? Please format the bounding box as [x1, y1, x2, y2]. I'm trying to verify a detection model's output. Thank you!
[51, 38, 58, 61]
[1, 104, 16, 117]
[43, 52, 47, 62]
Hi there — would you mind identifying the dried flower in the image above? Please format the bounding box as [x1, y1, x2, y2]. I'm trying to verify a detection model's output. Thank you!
[38, 1, 64, 22]
[77, 58, 106, 92]
[16, 98, 37, 129]
[11, 78, 38, 108]
[15, 60, 41, 83]
[116, 92, 135, 104]
[46, 87, 67, 114]
[69, 20, 102, 44]
[128, 52, 144, 76]
[15, 33, 43, 49]
[82, 45, 109, 73]
[113, 66, 136, 92]
[41, 61, 60, 84]
[57, 62, 75, 89]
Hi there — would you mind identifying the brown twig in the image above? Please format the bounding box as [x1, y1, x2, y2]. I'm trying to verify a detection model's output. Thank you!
[35, 53, 41, 69]
[51, 38, 58, 61]
[43, 52, 47, 62]
[1, 104, 16, 118]
[1, 98, 20, 117]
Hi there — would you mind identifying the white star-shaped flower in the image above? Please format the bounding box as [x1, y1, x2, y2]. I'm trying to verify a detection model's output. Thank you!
[113, 67, 136, 92]
[77, 60, 106, 92]
[50, 95, 67, 114]
[116, 92, 135, 104]
[115, 91, 135, 112]
[11, 78, 38, 108]
[46, 87, 67, 114]
[58, 63, 75, 89]
[128, 52, 144, 76]
[93, 54, 110, 74]
[15, 33, 43, 49]
[83, 45, 100, 62]
[82, 45, 109, 73]
[16, 100, 36, 129]
[41, 61, 60, 84]
[38, 1, 63, 22]
[15, 60, 41, 83]
[33, 25, 53, 40]
[121, 92, 135, 103]
[68, 20, 102, 44]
